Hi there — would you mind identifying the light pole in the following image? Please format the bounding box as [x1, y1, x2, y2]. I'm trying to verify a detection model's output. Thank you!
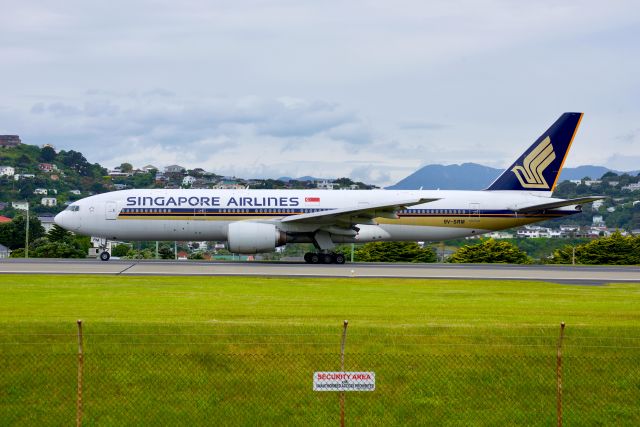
[25, 202, 29, 258]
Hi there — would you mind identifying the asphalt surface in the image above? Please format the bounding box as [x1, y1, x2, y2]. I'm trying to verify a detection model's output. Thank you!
[1, 259, 639, 284]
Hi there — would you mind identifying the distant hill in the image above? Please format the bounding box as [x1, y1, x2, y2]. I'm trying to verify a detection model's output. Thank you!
[387, 163, 639, 190]
[278, 176, 324, 182]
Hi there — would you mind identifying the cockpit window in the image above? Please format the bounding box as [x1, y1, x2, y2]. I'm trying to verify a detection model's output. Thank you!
[66, 205, 80, 212]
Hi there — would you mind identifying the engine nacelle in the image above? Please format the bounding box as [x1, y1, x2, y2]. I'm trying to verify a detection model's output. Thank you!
[227, 222, 287, 254]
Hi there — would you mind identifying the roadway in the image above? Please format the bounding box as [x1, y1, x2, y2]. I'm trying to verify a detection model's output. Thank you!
[0, 259, 639, 284]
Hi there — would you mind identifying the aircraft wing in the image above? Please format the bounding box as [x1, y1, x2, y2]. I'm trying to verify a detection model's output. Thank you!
[280, 198, 439, 225]
[515, 196, 606, 213]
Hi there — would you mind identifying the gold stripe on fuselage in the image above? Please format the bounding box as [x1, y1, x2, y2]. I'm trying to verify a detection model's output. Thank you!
[118, 213, 566, 231]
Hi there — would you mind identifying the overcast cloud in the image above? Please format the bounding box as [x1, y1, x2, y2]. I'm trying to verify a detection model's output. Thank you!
[1, 0, 639, 185]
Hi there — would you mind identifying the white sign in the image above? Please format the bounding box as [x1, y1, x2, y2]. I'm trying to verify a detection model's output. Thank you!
[313, 372, 375, 391]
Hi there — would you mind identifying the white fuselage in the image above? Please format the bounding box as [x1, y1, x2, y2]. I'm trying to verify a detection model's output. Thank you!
[54, 188, 578, 245]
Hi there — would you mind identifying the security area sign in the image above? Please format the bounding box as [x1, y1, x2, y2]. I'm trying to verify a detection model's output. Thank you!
[313, 372, 375, 391]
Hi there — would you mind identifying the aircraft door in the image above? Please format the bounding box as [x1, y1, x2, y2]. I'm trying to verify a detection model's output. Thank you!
[105, 201, 118, 220]
[468, 203, 480, 223]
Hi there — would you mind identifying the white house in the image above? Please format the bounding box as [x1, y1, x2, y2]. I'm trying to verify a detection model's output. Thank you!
[569, 179, 582, 185]
[38, 216, 56, 233]
[14, 173, 35, 181]
[485, 231, 514, 239]
[182, 176, 197, 186]
[0, 166, 15, 176]
[11, 201, 29, 210]
[165, 165, 186, 173]
[33, 188, 48, 195]
[622, 183, 640, 191]
[584, 180, 602, 186]
[69, 189, 81, 195]
[592, 215, 604, 225]
[316, 179, 335, 190]
[41, 197, 57, 207]
[591, 200, 604, 210]
[606, 207, 616, 213]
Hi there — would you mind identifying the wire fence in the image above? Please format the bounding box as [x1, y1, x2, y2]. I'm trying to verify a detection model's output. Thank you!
[1, 325, 639, 426]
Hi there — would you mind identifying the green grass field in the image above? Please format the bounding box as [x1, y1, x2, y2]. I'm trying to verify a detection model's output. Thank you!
[1, 275, 639, 425]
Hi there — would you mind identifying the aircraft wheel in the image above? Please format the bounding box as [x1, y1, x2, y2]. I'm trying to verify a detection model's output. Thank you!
[334, 254, 346, 264]
[322, 253, 334, 264]
[309, 253, 320, 264]
[99, 251, 111, 262]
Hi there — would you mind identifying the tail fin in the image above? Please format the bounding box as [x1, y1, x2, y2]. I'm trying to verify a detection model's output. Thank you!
[486, 112, 583, 194]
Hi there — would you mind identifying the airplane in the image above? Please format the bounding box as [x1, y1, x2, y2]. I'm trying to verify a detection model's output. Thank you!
[54, 112, 604, 264]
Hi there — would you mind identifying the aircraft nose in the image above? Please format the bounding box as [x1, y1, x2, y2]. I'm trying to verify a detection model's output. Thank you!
[54, 211, 66, 229]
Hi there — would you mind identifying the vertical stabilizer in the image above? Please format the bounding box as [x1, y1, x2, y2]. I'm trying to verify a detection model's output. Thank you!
[486, 112, 583, 194]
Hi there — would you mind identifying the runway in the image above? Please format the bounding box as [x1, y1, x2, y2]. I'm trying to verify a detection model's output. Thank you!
[0, 259, 639, 284]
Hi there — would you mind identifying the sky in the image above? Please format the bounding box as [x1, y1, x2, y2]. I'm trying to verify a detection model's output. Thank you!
[1, 0, 639, 186]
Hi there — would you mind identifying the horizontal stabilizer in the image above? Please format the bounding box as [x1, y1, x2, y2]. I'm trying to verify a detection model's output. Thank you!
[515, 196, 606, 213]
[281, 198, 439, 225]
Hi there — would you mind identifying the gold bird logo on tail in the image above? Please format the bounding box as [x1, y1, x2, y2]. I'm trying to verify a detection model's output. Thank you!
[511, 136, 556, 189]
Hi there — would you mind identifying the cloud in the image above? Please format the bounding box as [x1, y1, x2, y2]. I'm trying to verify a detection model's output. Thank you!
[1, 1, 639, 186]
[397, 120, 447, 131]
[615, 128, 640, 144]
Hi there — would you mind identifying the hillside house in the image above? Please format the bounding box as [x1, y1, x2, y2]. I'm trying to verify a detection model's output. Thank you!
[38, 163, 56, 172]
[182, 176, 196, 186]
[622, 183, 640, 191]
[213, 180, 247, 190]
[142, 165, 158, 172]
[41, 197, 57, 207]
[14, 173, 35, 181]
[38, 216, 56, 233]
[0, 166, 15, 176]
[165, 165, 186, 174]
[316, 179, 335, 190]
[0, 135, 21, 147]
[11, 201, 29, 210]
[33, 188, 48, 195]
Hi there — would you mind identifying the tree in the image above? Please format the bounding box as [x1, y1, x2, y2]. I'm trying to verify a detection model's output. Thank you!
[40, 146, 56, 162]
[550, 231, 640, 265]
[26, 236, 86, 258]
[158, 244, 175, 259]
[47, 224, 73, 242]
[355, 241, 436, 263]
[119, 163, 133, 173]
[448, 239, 530, 264]
[112, 244, 132, 257]
[0, 214, 45, 250]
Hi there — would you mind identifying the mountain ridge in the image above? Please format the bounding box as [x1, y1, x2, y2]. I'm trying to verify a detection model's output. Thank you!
[387, 163, 639, 190]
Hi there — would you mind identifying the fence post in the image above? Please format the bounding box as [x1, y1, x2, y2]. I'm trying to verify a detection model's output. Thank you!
[556, 322, 565, 427]
[340, 320, 348, 427]
[76, 320, 84, 427]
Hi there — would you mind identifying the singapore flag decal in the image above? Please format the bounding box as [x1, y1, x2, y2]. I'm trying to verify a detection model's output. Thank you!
[305, 197, 320, 203]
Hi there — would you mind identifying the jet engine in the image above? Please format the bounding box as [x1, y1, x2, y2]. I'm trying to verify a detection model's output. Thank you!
[227, 222, 287, 254]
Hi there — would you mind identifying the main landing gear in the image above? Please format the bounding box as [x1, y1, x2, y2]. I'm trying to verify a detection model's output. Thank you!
[304, 252, 346, 264]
